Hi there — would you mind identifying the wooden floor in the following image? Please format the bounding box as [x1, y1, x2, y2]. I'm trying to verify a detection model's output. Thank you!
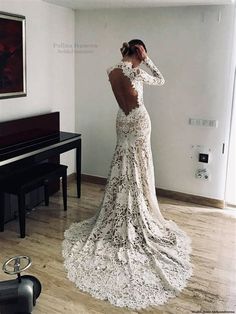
[0, 180, 236, 314]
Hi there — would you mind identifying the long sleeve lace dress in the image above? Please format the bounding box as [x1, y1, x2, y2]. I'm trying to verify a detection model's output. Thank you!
[62, 57, 193, 310]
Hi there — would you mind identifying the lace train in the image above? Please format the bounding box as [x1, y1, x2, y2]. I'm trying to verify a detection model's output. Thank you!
[62, 218, 192, 309]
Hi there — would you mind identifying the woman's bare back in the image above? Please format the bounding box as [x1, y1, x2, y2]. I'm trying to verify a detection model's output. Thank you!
[108, 68, 139, 116]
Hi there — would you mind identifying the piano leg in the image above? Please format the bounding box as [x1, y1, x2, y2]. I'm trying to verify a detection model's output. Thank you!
[62, 173, 67, 211]
[18, 193, 26, 238]
[76, 140, 81, 198]
[0, 192, 4, 232]
[44, 182, 49, 206]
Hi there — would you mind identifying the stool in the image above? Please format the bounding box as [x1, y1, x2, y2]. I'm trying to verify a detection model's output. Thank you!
[0, 163, 68, 238]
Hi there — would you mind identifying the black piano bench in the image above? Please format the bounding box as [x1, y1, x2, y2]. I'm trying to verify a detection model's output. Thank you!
[0, 163, 68, 238]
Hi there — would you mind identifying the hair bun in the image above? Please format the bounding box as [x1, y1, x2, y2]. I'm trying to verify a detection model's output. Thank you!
[120, 42, 130, 56]
[122, 42, 129, 48]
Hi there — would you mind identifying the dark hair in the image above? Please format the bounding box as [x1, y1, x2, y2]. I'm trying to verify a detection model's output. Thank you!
[120, 39, 147, 57]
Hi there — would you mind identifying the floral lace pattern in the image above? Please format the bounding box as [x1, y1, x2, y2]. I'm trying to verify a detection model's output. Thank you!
[62, 57, 193, 309]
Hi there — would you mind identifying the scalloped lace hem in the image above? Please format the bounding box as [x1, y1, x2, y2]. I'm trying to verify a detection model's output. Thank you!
[62, 217, 193, 310]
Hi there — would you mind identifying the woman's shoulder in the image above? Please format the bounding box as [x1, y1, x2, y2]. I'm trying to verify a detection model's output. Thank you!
[106, 61, 140, 76]
[106, 61, 122, 75]
[106, 64, 116, 75]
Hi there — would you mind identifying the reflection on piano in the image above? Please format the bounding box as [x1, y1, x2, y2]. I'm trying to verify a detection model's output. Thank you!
[0, 112, 81, 223]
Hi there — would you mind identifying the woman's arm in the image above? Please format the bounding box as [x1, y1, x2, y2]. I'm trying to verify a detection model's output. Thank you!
[139, 56, 165, 86]
[134, 45, 165, 86]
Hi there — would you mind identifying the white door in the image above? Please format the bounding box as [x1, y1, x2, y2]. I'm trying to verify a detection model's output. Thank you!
[225, 67, 236, 207]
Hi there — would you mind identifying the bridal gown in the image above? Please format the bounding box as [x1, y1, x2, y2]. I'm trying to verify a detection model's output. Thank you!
[62, 57, 193, 309]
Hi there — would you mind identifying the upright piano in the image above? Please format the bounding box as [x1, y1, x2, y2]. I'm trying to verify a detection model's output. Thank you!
[0, 112, 81, 223]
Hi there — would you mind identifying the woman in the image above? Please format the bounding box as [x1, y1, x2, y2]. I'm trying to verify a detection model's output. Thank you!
[62, 39, 193, 309]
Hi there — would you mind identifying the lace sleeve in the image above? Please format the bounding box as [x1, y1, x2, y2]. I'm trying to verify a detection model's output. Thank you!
[138, 56, 165, 86]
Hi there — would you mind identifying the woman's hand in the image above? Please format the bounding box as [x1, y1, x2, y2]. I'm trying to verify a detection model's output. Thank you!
[134, 45, 147, 61]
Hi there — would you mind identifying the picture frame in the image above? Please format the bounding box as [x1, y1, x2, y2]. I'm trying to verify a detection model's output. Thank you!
[0, 11, 26, 99]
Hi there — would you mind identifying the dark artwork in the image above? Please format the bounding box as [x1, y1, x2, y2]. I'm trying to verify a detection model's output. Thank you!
[0, 13, 26, 99]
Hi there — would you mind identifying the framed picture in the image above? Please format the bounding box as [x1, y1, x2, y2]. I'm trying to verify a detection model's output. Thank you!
[0, 12, 26, 99]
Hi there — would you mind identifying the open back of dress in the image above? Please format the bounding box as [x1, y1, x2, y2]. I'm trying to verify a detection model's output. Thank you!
[108, 67, 139, 116]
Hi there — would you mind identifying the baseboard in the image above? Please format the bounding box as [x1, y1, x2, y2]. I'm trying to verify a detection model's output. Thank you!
[80, 173, 224, 209]
[225, 203, 236, 209]
[81, 174, 107, 185]
[157, 188, 224, 209]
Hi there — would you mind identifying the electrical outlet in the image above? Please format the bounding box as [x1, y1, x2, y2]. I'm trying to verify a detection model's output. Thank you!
[195, 168, 210, 181]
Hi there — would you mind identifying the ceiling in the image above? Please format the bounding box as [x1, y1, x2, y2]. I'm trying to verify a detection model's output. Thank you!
[43, 0, 235, 10]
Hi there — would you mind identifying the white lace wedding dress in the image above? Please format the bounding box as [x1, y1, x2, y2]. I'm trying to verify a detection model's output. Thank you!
[62, 57, 193, 309]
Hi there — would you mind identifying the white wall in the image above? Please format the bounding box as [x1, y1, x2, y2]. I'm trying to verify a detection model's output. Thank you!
[75, 5, 235, 200]
[0, 0, 75, 174]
